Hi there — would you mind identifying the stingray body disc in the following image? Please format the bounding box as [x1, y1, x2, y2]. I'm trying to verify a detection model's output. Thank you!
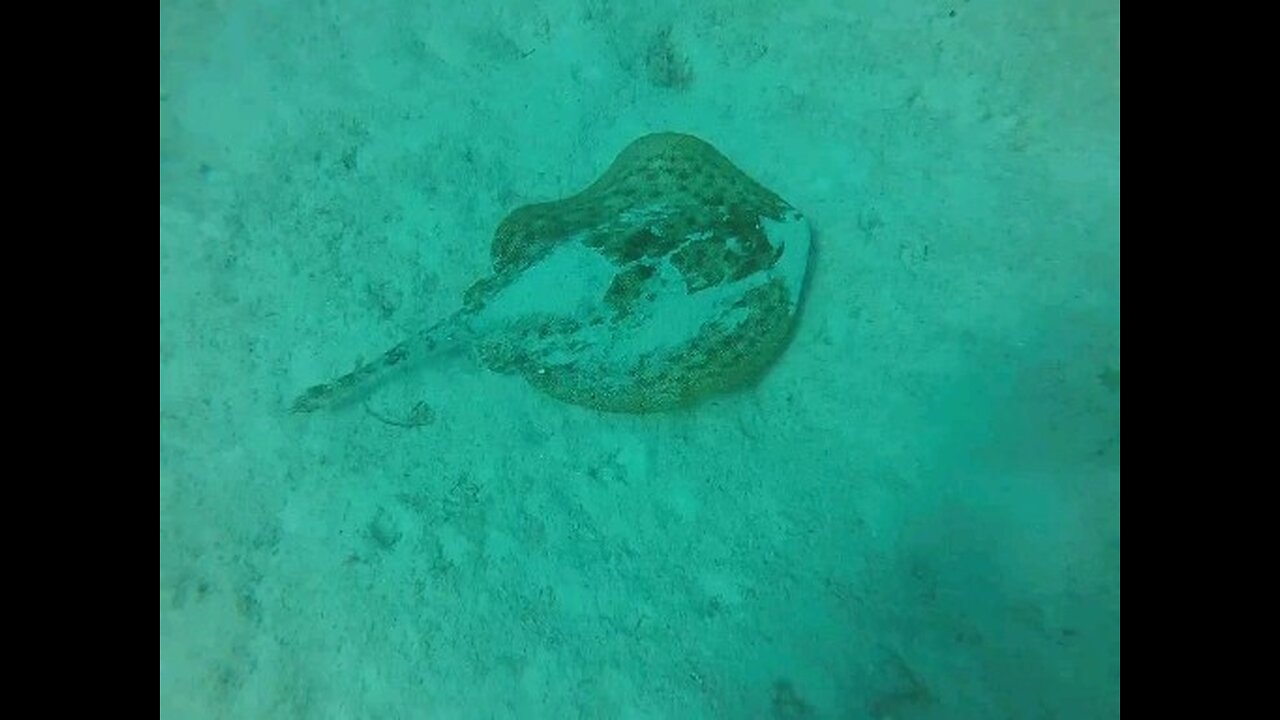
[465, 133, 812, 413]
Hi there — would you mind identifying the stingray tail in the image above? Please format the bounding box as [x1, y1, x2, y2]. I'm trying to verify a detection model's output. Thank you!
[289, 313, 466, 414]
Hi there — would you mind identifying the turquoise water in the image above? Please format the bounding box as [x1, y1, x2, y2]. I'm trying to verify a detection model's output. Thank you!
[160, 2, 1120, 717]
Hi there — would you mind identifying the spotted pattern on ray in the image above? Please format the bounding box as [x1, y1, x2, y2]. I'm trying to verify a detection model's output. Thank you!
[292, 132, 812, 416]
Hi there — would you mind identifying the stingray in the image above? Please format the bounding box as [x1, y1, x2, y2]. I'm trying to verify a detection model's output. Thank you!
[290, 132, 812, 415]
